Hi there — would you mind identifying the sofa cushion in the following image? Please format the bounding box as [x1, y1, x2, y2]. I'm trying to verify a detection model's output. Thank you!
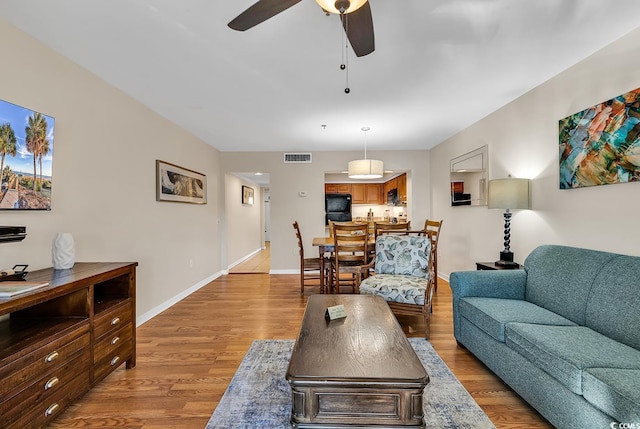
[582, 368, 640, 423]
[523, 245, 619, 325]
[505, 324, 640, 395]
[585, 255, 640, 350]
[583, 368, 640, 423]
[460, 297, 576, 342]
[359, 274, 429, 305]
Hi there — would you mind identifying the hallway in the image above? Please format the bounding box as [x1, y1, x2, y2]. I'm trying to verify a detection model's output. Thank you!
[229, 242, 270, 274]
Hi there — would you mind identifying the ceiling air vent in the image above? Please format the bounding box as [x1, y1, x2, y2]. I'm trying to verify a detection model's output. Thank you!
[284, 153, 312, 163]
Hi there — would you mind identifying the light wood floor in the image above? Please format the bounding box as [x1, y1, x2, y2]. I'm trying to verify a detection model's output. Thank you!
[228, 242, 270, 274]
[49, 249, 551, 429]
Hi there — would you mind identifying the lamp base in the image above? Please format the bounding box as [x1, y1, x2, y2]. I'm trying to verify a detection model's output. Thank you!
[495, 251, 518, 267]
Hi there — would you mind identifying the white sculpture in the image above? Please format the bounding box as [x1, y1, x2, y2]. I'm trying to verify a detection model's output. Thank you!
[52, 233, 75, 269]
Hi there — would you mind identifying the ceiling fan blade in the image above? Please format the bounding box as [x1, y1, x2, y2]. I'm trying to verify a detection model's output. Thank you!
[341, 2, 375, 57]
[228, 0, 303, 31]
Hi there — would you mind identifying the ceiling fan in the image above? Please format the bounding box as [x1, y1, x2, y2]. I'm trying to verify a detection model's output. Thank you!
[228, 0, 375, 57]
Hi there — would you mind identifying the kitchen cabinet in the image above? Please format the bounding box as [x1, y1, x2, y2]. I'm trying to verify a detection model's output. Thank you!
[397, 173, 407, 202]
[325, 184, 338, 193]
[326, 173, 406, 206]
[351, 184, 366, 204]
[326, 183, 382, 205]
[337, 184, 351, 193]
[325, 183, 352, 194]
[384, 177, 398, 196]
[366, 184, 384, 205]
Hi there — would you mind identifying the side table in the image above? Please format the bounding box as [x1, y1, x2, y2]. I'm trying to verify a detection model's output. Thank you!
[476, 261, 522, 270]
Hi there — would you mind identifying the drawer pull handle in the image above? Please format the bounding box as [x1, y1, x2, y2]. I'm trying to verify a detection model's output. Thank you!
[45, 403, 59, 416]
[45, 377, 60, 390]
[111, 336, 120, 345]
[111, 356, 120, 366]
[111, 317, 121, 325]
[45, 351, 59, 363]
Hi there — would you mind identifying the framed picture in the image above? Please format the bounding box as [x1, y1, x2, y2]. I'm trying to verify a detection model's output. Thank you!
[156, 160, 206, 204]
[559, 87, 640, 189]
[0, 98, 55, 210]
[242, 185, 254, 205]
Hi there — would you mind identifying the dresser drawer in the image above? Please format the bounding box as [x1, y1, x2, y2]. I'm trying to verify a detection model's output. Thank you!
[1, 348, 90, 425]
[0, 322, 90, 398]
[93, 341, 133, 384]
[94, 300, 132, 339]
[94, 322, 132, 364]
[6, 370, 91, 429]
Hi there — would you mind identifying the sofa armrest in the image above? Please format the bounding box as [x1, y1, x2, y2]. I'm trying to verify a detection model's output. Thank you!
[449, 270, 527, 342]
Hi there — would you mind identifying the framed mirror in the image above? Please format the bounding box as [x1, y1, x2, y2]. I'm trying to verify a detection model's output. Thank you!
[450, 145, 488, 206]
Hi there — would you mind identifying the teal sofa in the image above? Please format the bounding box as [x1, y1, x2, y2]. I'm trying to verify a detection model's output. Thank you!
[450, 245, 640, 428]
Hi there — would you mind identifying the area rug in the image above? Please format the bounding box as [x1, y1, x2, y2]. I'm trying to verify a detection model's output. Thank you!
[206, 339, 495, 428]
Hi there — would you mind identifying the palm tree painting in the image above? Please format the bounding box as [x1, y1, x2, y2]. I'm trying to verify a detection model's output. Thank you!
[0, 98, 54, 210]
[25, 112, 50, 192]
[0, 123, 17, 185]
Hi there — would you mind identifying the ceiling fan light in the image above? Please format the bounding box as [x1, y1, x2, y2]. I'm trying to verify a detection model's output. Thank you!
[348, 159, 383, 179]
[315, 0, 368, 15]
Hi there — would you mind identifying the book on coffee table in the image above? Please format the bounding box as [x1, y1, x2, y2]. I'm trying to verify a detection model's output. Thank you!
[0, 281, 49, 298]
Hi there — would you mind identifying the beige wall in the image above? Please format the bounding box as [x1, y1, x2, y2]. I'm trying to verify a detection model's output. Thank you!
[221, 150, 431, 272]
[430, 27, 640, 277]
[9, 14, 637, 317]
[0, 19, 224, 323]
[225, 174, 262, 267]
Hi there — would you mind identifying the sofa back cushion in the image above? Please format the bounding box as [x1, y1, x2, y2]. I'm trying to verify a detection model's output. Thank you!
[524, 245, 619, 325]
[585, 255, 640, 350]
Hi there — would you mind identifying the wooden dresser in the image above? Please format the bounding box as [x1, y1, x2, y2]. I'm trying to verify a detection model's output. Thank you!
[0, 262, 137, 428]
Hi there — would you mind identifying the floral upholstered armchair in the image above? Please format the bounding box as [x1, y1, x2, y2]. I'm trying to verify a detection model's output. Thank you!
[355, 234, 434, 338]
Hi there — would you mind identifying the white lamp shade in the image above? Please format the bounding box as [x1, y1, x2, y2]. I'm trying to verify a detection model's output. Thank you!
[488, 178, 531, 210]
[315, 0, 368, 14]
[348, 159, 383, 179]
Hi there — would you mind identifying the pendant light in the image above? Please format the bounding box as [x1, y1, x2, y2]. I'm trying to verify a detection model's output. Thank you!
[348, 127, 383, 179]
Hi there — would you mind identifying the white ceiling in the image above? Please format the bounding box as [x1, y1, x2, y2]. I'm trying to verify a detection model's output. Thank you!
[2, 0, 640, 154]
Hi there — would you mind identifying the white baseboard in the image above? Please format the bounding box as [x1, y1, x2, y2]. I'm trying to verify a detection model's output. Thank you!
[270, 269, 298, 275]
[227, 248, 262, 270]
[136, 270, 224, 327]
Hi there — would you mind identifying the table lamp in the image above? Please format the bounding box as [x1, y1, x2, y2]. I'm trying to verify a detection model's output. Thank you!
[488, 176, 531, 267]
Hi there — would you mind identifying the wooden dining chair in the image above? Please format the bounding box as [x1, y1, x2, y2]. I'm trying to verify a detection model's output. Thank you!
[293, 221, 324, 294]
[423, 219, 443, 292]
[330, 222, 370, 294]
[373, 221, 411, 238]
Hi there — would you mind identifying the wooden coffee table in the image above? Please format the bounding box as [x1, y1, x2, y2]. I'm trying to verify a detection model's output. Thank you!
[286, 294, 429, 428]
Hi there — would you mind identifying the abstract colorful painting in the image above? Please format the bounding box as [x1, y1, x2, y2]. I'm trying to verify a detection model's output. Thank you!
[559, 87, 640, 189]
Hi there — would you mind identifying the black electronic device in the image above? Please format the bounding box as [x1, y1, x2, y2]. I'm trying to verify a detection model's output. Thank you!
[0, 226, 27, 243]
